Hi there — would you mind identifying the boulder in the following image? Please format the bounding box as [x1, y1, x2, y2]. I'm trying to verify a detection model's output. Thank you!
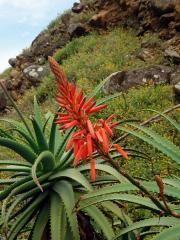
[159, 12, 175, 25]
[151, 0, 176, 15]
[102, 65, 173, 94]
[23, 65, 49, 85]
[141, 38, 162, 49]
[170, 66, 180, 84]
[164, 49, 180, 64]
[8, 58, 17, 68]
[68, 23, 87, 38]
[72, 2, 85, 14]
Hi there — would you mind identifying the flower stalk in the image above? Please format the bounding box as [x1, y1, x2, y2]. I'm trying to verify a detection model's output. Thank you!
[49, 57, 180, 218]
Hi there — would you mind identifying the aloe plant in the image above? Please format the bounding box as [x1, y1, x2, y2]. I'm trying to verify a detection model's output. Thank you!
[0, 96, 127, 240]
[0, 67, 130, 240]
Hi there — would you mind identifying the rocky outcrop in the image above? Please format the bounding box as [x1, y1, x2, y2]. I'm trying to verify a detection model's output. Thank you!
[102, 65, 179, 94]
[23, 65, 49, 86]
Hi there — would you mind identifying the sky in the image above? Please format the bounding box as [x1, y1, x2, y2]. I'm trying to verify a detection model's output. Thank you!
[0, 0, 77, 73]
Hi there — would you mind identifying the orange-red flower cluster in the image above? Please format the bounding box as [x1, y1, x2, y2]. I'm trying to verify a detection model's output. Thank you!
[48, 57, 128, 181]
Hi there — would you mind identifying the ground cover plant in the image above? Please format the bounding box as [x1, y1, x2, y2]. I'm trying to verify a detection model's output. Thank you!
[0, 58, 179, 240]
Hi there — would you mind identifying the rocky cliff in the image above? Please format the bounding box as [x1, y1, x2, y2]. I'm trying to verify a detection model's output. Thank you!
[0, 0, 180, 111]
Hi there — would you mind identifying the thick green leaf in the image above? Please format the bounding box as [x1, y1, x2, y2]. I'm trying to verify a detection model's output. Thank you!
[8, 191, 48, 240]
[154, 223, 180, 240]
[0, 175, 33, 201]
[82, 181, 180, 200]
[0, 159, 31, 167]
[31, 118, 49, 152]
[145, 109, 180, 132]
[117, 126, 180, 165]
[48, 111, 62, 154]
[32, 200, 49, 240]
[4, 183, 51, 226]
[8, 173, 50, 197]
[55, 127, 75, 158]
[83, 205, 115, 240]
[32, 151, 55, 191]
[50, 192, 65, 240]
[0, 165, 30, 172]
[12, 128, 39, 153]
[80, 193, 160, 211]
[0, 178, 20, 185]
[53, 180, 80, 240]
[50, 168, 93, 191]
[101, 201, 124, 220]
[0, 128, 14, 139]
[163, 178, 180, 190]
[56, 149, 74, 169]
[0, 137, 37, 164]
[113, 217, 180, 239]
[0, 118, 34, 140]
[87, 75, 111, 99]
[130, 123, 180, 161]
[78, 163, 128, 183]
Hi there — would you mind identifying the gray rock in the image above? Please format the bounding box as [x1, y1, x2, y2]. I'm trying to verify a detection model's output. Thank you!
[8, 58, 17, 68]
[141, 39, 162, 49]
[68, 23, 87, 38]
[164, 49, 180, 64]
[37, 57, 46, 65]
[151, 0, 176, 15]
[102, 65, 173, 94]
[170, 66, 180, 84]
[23, 65, 49, 85]
[72, 2, 85, 14]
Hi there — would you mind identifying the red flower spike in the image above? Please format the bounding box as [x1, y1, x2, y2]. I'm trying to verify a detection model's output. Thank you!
[60, 120, 78, 129]
[100, 128, 109, 153]
[82, 96, 94, 110]
[95, 130, 103, 143]
[48, 57, 68, 83]
[66, 133, 75, 152]
[104, 122, 113, 136]
[113, 144, 128, 160]
[106, 114, 116, 122]
[87, 134, 93, 158]
[48, 57, 129, 181]
[87, 119, 96, 138]
[90, 159, 96, 181]
[74, 140, 79, 157]
[81, 145, 88, 162]
[87, 104, 107, 114]
[74, 145, 84, 167]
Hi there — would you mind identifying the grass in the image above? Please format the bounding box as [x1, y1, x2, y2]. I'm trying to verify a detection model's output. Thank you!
[0, 26, 179, 180]
[0, 67, 12, 78]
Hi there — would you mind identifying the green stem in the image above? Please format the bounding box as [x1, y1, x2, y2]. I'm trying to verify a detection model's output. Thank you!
[0, 81, 34, 139]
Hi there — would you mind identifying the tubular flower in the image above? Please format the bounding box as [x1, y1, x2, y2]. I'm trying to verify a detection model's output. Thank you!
[48, 57, 128, 181]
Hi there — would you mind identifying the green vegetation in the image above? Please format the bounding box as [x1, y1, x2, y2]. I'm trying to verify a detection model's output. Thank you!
[0, 67, 12, 79]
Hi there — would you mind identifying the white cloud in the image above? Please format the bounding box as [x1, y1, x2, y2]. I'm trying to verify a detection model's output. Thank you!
[0, 0, 69, 25]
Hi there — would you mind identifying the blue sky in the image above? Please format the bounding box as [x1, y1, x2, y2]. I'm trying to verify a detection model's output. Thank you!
[0, 0, 77, 73]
